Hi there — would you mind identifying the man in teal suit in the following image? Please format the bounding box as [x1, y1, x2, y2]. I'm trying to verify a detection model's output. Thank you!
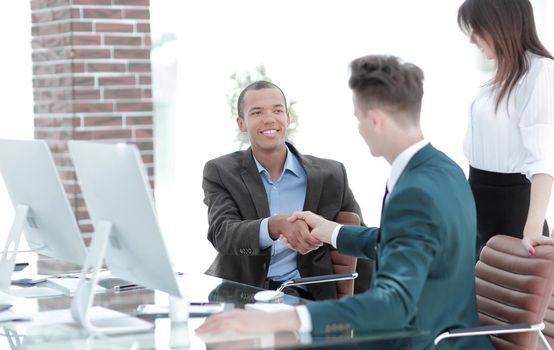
[197, 55, 493, 349]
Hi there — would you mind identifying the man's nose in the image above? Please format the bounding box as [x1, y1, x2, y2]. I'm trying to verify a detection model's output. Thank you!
[262, 113, 275, 123]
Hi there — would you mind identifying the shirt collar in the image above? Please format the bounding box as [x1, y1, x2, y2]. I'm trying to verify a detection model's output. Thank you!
[253, 145, 302, 179]
[387, 139, 429, 193]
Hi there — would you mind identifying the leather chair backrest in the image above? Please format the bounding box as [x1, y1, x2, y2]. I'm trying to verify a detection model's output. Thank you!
[476, 235, 554, 350]
[331, 211, 360, 298]
[537, 290, 554, 349]
[537, 231, 554, 350]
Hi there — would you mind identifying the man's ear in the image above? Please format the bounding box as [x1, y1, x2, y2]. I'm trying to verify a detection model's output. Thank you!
[286, 112, 291, 126]
[236, 116, 247, 132]
[367, 108, 382, 127]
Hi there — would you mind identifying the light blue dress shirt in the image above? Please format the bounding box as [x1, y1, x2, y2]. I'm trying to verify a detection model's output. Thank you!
[254, 147, 307, 282]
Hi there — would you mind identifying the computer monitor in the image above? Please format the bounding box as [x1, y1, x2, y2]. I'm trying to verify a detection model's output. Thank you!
[68, 141, 181, 333]
[0, 139, 87, 291]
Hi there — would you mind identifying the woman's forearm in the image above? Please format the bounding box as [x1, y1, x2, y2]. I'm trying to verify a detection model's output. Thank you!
[524, 173, 554, 238]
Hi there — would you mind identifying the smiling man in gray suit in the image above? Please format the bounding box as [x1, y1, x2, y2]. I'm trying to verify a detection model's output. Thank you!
[202, 81, 369, 301]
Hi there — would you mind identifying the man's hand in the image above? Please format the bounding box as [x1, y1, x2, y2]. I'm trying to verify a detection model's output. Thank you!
[195, 309, 299, 335]
[268, 215, 322, 254]
[288, 211, 338, 245]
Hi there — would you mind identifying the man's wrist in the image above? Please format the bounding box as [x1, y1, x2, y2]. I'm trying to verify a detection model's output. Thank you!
[259, 218, 274, 248]
[331, 224, 343, 248]
[295, 305, 312, 333]
[268, 215, 284, 240]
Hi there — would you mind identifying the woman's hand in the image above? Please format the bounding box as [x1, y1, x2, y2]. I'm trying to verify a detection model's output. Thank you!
[522, 234, 554, 255]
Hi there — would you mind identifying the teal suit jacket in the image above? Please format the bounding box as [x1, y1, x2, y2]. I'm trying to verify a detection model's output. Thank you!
[306, 144, 493, 349]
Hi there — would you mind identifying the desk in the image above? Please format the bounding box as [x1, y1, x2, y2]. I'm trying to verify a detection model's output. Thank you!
[0, 274, 428, 349]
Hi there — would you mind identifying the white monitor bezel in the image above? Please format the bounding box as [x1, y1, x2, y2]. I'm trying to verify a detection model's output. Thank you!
[68, 140, 181, 298]
[0, 139, 87, 266]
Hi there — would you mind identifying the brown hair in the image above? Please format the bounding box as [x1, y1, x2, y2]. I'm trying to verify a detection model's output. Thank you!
[349, 55, 424, 123]
[458, 0, 553, 111]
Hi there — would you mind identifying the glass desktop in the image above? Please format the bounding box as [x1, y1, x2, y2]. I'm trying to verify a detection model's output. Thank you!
[0, 273, 428, 350]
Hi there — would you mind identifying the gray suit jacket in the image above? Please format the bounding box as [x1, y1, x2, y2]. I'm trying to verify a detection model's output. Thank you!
[202, 143, 365, 300]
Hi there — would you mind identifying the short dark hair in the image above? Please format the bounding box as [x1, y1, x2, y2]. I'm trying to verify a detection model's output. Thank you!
[349, 55, 424, 122]
[237, 81, 287, 118]
[457, 0, 552, 111]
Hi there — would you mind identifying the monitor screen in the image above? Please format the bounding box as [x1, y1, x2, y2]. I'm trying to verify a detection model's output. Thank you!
[68, 141, 181, 298]
[0, 139, 87, 265]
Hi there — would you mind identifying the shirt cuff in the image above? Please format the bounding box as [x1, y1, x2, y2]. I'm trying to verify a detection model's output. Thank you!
[525, 160, 554, 180]
[259, 218, 274, 249]
[295, 305, 313, 333]
[331, 224, 343, 248]
[520, 124, 554, 178]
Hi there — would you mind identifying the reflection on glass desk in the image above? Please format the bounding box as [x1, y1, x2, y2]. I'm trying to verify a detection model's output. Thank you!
[0, 274, 428, 349]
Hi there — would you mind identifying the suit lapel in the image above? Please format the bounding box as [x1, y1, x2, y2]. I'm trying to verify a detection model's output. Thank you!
[288, 144, 322, 212]
[288, 143, 325, 282]
[240, 148, 270, 218]
[394, 143, 435, 190]
[381, 144, 436, 240]
[376, 145, 436, 272]
[239, 142, 323, 217]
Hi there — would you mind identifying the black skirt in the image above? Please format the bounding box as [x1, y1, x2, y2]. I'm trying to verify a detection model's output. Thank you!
[469, 166, 549, 252]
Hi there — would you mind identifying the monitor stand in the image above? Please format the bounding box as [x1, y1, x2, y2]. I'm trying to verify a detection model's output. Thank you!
[71, 220, 153, 334]
[0, 205, 80, 301]
[0, 205, 29, 296]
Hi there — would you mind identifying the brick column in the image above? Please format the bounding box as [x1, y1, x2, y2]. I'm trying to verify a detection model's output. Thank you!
[30, 0, 153, 235]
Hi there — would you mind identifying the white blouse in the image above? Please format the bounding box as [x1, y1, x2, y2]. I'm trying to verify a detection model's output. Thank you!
[464, 52, 554, 179]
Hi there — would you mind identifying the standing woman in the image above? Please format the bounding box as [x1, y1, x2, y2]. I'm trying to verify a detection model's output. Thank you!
[458, 0, 554, 254]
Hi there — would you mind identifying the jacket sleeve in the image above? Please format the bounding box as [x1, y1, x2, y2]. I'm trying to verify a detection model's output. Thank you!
[307, 186, 441, 333]
[202, 161, 266, 256]
[337, 225, 379, 260]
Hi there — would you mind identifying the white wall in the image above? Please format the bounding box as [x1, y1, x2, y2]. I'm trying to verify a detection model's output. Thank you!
[0, 1, 552, 273]
[151, 0, 554, 273]
[0, 1, 34, 241]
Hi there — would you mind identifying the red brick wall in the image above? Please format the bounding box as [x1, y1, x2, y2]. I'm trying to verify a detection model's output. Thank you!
[30, 0, 153, 235]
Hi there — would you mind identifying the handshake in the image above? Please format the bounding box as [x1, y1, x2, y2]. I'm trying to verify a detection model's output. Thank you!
[268, 211, 340, 255]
